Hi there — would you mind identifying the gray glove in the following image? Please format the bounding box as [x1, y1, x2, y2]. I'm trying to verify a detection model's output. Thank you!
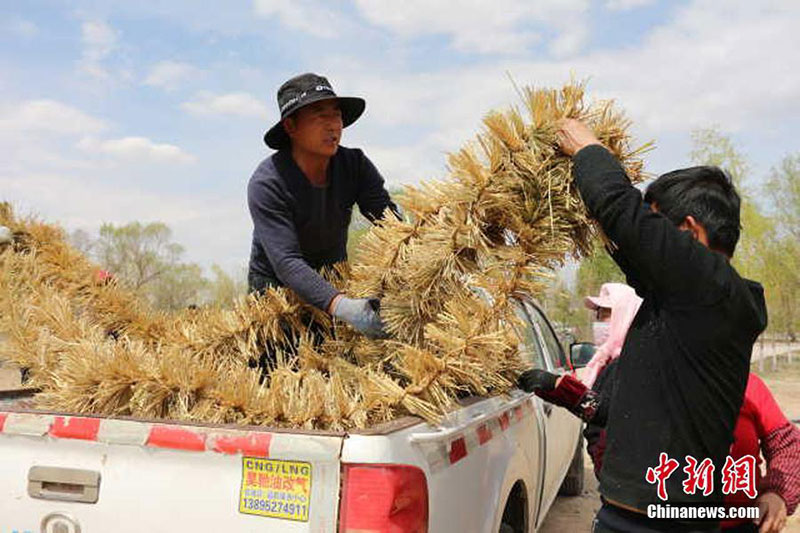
[332, 297, 388, 339]
[0, 226, 11, 245]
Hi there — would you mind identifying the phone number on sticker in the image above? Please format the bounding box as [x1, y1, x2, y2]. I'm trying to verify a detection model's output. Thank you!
[244, 497, 308, 517]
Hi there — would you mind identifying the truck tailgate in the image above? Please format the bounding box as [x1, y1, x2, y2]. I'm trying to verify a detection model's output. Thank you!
[0, 411, 344, 532]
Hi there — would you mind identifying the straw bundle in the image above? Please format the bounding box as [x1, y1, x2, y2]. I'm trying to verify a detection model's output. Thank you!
[0, 81, 650, 429]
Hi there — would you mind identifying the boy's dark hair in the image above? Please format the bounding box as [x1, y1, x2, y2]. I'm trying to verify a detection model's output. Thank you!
[644, 166, 741, 257]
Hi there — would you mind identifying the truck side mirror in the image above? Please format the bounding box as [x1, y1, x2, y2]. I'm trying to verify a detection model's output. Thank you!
[569, 342, 596, 369]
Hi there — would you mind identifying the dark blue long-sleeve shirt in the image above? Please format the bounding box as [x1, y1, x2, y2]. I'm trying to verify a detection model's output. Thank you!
[247, 146, 396, 310]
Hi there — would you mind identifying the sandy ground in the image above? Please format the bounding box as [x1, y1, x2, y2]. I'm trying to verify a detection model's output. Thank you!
[540, 357, 800, 532]
[0, 356, 797, 531]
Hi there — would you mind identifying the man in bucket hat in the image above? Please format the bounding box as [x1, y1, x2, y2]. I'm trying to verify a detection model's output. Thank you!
[247, 73, 397, 339]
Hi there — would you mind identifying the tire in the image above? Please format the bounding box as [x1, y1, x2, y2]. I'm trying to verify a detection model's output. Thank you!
[558, 436, 585, 496]
[499, 481, 528, 533]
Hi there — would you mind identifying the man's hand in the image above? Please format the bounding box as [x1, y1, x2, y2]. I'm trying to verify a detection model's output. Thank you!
[756, 492, 787, 533]
[556, 118, 603, 157]
[518, 368, 560, 393]
[331, 296, 388, 339]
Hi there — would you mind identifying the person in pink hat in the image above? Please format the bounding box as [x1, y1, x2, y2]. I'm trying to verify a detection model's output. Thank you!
[582, 283, 643, 388]
[519, 282, 642, 480]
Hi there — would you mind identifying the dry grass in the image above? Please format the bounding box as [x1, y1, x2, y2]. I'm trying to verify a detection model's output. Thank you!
[0, 80, 650, 429]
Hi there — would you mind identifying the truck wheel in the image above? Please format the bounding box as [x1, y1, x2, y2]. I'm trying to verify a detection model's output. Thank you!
[499, 481, 528, 532]
[558, 436, 584, 496]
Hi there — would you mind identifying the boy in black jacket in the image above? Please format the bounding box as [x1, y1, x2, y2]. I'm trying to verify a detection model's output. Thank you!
[522, 120, 767, 533]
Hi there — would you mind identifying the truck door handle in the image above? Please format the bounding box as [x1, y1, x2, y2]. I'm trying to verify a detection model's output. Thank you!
[543, 403, 553, 417]
[28, 466, 100, 504]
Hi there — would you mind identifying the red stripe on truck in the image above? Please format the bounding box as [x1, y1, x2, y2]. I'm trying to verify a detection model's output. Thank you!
[477, 423, 492, 445]
[0, 413, 7, 432]
[449, 437, 467, 464]
[212, 433, 272, 457]
[499, 412, 510, 431]
[49, 416, 101, 441]
[146, 425, 207, 452]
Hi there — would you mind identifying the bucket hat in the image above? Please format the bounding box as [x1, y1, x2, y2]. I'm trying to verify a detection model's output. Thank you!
[263, 73, 365, 149]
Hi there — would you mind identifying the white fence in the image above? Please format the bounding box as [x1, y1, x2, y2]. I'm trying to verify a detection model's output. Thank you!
[750, 338, 800, 372]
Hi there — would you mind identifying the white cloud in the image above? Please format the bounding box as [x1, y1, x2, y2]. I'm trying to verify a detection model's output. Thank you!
[350, 140, 448, 185]
[143, 60, 201, 91]
[4, 0, 799, 273]
[79, 20, 119, 80]
[605, 0, 656, 11]
[549, 23, 589, 58]
[81, 20, 117, 60]
[6, 17, 39, 38]
[253, 0, 347, 38]
[1, 172, 250, 272]
[0, 99, 107, 136]
[331, 0, 800, 181]
[78, 136, 195, 164]
[0, 100, 195, 173]
[583, 0, 800, 134]
[2, 173, 196, 227]
[181, 91, 270, 118]
[353, 0, 590, 56]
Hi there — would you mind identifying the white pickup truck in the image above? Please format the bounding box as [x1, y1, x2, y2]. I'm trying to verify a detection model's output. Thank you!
[0, 297, 584, 533]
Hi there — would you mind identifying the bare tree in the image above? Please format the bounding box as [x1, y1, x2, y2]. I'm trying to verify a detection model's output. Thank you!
[87, 222, 208, 310]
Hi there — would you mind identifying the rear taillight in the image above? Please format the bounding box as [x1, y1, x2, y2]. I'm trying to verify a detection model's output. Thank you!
[338, 464, 428, 533]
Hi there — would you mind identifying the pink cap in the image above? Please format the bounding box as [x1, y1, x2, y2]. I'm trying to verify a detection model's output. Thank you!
[583, 283, 630, 310]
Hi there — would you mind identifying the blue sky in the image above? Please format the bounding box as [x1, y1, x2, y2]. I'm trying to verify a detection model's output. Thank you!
[2, 0, 799, 274]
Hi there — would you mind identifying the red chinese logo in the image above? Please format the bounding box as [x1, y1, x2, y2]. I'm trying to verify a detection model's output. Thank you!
[721, 455, 757, 499]
[645, 452, 680, 501]
[682, 455, 715, 496]
[645, 453, 758, 501]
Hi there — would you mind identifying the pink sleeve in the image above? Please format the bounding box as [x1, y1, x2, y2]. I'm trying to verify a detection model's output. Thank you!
[761, 422, 800, 516]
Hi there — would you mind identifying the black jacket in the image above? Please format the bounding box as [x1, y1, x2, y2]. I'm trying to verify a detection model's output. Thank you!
[573, 145, 768, 510]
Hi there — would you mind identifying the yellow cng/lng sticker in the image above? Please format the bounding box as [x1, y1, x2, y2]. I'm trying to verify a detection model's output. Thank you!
[239, 457, 312, 521]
